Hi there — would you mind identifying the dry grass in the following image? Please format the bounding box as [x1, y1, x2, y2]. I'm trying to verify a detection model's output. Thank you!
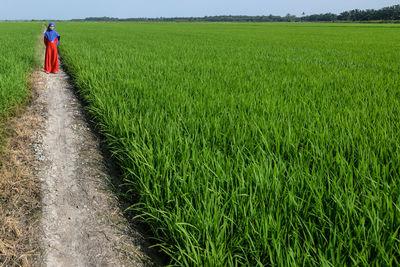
[0, 71, 45, 267]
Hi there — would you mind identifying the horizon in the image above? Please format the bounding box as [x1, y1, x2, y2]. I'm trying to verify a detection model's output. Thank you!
[0, 0, 398, 21]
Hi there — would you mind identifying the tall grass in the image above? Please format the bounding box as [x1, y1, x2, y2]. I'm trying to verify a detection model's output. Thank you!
[0, 23, 40, 142]
[58, 22, 400, 266]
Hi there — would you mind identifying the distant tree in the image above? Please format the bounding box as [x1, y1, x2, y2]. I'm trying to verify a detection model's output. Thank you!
[285, 13, 296, 22]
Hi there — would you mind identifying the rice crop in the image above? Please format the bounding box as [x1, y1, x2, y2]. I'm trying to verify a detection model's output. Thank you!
[57, 22, 400, 266]
[0, 23, 39, 130]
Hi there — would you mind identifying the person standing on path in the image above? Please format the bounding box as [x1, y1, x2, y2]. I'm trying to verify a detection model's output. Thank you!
[44, 22, 60, 74]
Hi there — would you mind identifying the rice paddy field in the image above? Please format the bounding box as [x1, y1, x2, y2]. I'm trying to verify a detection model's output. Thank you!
[56, 22, 400, 266]
[0, 23, 39, 138]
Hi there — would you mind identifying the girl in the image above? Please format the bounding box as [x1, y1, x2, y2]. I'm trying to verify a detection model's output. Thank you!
[44, 22, 61, 74]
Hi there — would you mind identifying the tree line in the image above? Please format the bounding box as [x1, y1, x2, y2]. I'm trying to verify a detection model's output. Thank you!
[301, 5, 400, 22]
[74, 5, 400, 22]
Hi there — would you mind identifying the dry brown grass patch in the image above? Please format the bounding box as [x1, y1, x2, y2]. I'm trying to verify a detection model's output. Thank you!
[0, 71, 45, 267]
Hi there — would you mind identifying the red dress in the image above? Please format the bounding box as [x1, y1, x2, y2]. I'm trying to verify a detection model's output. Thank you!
[44, 36, 59, 73]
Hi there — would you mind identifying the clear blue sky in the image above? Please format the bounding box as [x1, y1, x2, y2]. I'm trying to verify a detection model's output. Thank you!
[1, 0, 399, 20]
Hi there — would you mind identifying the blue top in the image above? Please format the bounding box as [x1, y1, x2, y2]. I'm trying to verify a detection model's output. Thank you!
[44, 22, 60, 45]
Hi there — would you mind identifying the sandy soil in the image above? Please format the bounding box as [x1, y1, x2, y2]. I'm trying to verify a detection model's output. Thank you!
[35, 59, 158, 266]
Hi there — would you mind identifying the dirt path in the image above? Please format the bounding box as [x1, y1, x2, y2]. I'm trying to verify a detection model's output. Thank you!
[35, 58, 157, 266]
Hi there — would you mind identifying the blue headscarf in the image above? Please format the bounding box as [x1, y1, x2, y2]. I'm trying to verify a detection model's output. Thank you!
[44, 22, 60, 44]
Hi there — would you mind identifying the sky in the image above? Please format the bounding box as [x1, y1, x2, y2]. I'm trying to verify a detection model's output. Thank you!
[1, 0, 399, 20]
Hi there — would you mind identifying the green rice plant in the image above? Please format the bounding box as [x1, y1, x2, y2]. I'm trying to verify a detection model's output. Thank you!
[0, 22, 40, 144]
[58, 22, 400, 266]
